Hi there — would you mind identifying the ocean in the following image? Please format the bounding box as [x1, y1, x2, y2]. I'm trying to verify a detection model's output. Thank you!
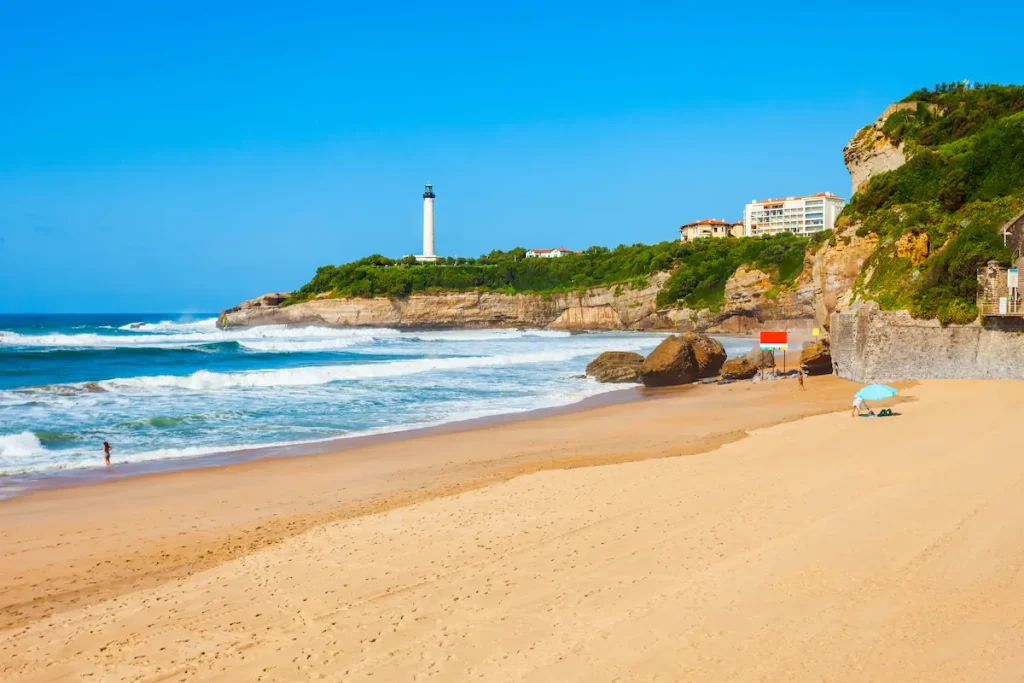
[0, 314, 754, 492]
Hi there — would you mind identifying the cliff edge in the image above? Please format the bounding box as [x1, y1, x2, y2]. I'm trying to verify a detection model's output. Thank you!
[220, 267, 819, 334]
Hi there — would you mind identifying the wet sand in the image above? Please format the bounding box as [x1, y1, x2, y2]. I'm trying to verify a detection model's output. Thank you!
[9, 375, 1023, 681]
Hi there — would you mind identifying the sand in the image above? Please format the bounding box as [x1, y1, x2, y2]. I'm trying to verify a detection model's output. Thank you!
[3, 376, 1024, 681]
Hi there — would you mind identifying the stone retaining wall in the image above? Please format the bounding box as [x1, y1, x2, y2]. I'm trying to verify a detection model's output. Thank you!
[831, 300, 1024, 381]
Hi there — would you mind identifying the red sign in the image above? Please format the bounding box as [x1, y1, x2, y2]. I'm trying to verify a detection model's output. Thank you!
[759, 331, 788, 345]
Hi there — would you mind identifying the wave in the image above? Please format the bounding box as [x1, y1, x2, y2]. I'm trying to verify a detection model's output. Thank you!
[404, 329, 572, 342]
[117, 318, 219, 333]
[0, 379, 625, 477]
[95, 347, 615, 392]
[34, 430, 81, 446]
[0, 432, 46, 458]
[237, 337, 375, 353]
[0, 324, 395, 351]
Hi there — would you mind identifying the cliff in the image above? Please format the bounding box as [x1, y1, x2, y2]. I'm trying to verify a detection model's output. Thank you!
[221, 267, 819, 333]
[841, 103, 915, 197]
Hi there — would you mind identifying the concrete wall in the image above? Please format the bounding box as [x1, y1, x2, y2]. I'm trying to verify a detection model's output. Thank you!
[831, 300, 1024, 381]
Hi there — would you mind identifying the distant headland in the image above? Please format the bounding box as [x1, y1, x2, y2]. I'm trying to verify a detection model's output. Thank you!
[223, 82, 1024, 380]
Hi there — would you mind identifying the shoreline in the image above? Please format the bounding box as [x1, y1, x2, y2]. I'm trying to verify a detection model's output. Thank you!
[0, 384, 653, 500]
[0, 370, 851, 635]
[1, 331, 817, 500]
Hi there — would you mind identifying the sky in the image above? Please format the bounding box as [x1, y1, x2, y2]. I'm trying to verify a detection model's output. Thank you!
[2, 1, 1023, 313]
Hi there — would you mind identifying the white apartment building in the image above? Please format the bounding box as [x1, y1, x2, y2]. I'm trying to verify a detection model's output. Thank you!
[743, 192, 845, 237]
[679, 219, 744, 242]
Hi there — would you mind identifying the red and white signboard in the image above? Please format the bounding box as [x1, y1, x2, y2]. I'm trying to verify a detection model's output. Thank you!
[759, 330, 788, 351]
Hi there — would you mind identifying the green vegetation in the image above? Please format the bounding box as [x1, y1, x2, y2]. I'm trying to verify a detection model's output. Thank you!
[845, 83, 1024, 324]
[286, 233, 818, 310]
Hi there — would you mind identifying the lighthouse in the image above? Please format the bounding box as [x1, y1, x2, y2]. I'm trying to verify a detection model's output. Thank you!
[416, 183, 439, 262]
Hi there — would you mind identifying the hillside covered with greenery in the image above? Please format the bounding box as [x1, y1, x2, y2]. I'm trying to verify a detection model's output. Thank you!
[845, 82, 1024, 323]
[286, 232, 820, 311]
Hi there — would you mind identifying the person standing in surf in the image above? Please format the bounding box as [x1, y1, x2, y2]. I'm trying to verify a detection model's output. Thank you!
[103, 441, 111, 466]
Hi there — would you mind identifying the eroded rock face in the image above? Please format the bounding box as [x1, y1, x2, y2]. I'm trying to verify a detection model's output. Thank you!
[639, 336, 699, 387]
[680, 332, 726, 378]
[744, 347, 775, 369]
[585, 352, 644, 384]
[721, 357, 757, 380]
[896, 231, 929, 265]
[800, 340, 833, 376]
[221, 264, 818, 333]
[841, 103, 928, 197]
[810, 227, 879, 330]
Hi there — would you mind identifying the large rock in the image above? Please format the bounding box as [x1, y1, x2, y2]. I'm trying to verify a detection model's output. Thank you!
[721, 357, 758, 380]
[639, 335, 700, 387]
[585, 351, 644, 384]
[744, 347, 775, 369]
[800, 340, 833, 376]
[680, 332, 727, 378]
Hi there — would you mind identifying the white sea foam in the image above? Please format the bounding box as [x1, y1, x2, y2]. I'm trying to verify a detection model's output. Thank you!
[96, 347, 617, 392]
[0, 377, 626, 478]
[0, 432, 46, 458]
[237, 337, 374, 353]
[0, 323, 399, 350]
[118, 318, 220, 333]
[406, 329, 572, 342]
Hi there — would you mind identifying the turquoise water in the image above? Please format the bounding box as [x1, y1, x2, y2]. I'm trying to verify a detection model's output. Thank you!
[0, 314, 753, 483]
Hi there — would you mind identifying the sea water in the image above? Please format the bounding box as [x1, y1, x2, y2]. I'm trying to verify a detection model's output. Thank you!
[0, 314, 753, 485]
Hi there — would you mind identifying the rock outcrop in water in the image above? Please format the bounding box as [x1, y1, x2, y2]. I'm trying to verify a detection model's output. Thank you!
[679, 332, 727, 378]
[585, 352, 644, 384]
[638, 335, 700, 387]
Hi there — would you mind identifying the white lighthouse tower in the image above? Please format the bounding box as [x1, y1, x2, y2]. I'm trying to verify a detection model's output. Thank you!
[416, 183, 439, 262]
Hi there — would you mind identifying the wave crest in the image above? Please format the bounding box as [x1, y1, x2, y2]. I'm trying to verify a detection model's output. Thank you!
[0, 432, 46, 458]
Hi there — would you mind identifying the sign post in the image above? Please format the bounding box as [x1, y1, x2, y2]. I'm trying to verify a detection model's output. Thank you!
[759, 330, 789, 375]
[1009, 268, 1019, 313]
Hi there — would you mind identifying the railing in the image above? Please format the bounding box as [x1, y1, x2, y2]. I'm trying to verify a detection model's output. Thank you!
[979, 295, 1024, 316]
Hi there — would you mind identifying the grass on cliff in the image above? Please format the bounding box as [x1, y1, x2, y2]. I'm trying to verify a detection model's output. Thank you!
[843, 82, 1024, 324]
[286, 232, 819, 310]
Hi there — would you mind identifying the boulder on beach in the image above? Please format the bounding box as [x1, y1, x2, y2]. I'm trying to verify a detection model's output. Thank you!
[720, 357, 758, 380]
[744, 347, 775, 369]
[639, 335, 699, 387]
[585, 351, 644, 384]
[680, 332, 727, 378]
[800, 340, 833, 376]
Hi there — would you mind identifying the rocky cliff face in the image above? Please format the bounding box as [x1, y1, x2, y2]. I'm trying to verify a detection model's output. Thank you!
[809, 225, 878, 330]
[221, 266, 818, 334]
[842, 103, 917, 197]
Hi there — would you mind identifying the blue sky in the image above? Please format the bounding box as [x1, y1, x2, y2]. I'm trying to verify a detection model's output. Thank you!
[2, 1, 1022, 313]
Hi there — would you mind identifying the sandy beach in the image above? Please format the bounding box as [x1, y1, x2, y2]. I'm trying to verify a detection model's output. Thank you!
[3, 375, 1024, 681]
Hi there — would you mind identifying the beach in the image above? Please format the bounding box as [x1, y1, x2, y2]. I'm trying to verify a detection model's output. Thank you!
[3, 375, 1024, 680]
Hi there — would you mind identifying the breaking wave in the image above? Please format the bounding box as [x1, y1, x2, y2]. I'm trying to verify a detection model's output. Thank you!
[97, 347, 608, 392]
[0, 432, 47, 458]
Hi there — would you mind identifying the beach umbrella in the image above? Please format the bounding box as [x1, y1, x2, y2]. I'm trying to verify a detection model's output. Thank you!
[855, 384, 898, 401]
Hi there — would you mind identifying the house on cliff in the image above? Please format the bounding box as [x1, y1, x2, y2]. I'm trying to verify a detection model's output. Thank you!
[525, 247, 581, 258]
[679, 219, 743, 242]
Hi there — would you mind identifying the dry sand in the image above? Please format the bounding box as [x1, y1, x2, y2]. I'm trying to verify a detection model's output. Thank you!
[3, 376, 1024, 681]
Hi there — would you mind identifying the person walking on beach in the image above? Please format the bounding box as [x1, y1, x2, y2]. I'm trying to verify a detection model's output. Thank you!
[797, 370, 805, 391]
[103, 441, 111, 466]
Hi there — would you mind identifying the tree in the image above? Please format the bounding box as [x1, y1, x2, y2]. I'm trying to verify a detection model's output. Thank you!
[939, 169, 968, 212]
